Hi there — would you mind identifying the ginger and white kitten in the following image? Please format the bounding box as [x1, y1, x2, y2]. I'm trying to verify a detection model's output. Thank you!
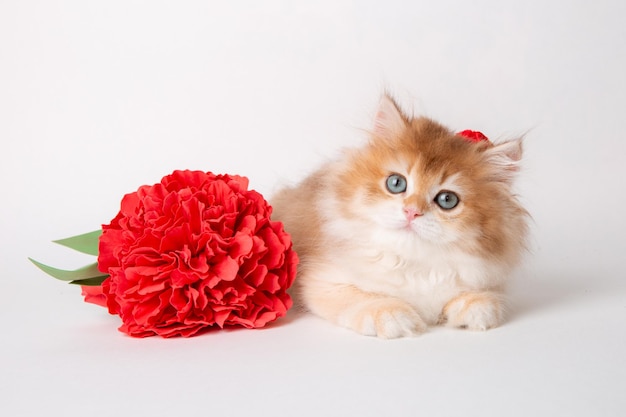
[271, 94, 528, 338]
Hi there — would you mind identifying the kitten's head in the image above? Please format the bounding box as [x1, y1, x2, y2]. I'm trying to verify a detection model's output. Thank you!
[334, 94, 528, 262]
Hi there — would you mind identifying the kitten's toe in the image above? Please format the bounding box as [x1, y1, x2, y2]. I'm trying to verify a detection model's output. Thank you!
[340, 298, 427, 339]
[443, 292, 504, 331]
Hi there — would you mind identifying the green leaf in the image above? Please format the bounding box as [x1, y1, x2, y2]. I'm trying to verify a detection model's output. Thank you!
[53, 230, 102, 256]
[28, 258, 107, 282]
[69, 276, 108, 286]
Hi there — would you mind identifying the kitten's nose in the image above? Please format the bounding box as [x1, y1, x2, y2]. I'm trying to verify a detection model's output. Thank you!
[404, 207, 423, 220]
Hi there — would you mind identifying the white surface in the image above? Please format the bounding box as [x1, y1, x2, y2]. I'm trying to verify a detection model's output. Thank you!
[1, 1, 625, 416]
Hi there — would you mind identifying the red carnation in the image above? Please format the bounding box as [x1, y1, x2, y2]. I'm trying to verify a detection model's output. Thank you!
[88, 170, 298, 338]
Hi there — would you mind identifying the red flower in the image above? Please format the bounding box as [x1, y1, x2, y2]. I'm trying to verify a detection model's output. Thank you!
[81, 285, 107, 308]
[457, 129, 490, 143]
[89, 170, 298, 338]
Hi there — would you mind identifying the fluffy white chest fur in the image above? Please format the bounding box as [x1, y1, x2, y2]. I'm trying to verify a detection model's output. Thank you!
[322, 214, 506, 325]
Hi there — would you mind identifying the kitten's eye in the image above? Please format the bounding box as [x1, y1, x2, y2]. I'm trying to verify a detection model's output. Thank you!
[435, 191, 459, 210]
[386, 174, 407, 194]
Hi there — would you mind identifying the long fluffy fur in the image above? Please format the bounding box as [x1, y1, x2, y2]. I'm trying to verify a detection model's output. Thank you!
[271, 94, 528, 338]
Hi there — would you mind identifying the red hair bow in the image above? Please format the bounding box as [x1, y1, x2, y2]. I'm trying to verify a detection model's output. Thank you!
[457, 130, 489, 143]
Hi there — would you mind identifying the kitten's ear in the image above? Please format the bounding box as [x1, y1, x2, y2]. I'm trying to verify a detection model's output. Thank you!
[373, 94, 407, 140]
[484, 139, 523, 183]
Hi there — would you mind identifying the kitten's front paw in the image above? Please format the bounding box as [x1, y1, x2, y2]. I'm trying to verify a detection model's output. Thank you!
[339, 298, 426, 339]
[442, 292, 504, 331]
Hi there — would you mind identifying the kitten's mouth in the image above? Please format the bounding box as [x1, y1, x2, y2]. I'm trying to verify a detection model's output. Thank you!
[403, 221, 417, 233]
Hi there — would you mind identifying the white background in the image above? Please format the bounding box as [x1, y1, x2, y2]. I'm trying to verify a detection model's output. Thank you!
[1, 1, 625, 416]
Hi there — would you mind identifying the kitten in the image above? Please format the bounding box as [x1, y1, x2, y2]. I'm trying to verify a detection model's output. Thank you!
[271, 94, 528, 338]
